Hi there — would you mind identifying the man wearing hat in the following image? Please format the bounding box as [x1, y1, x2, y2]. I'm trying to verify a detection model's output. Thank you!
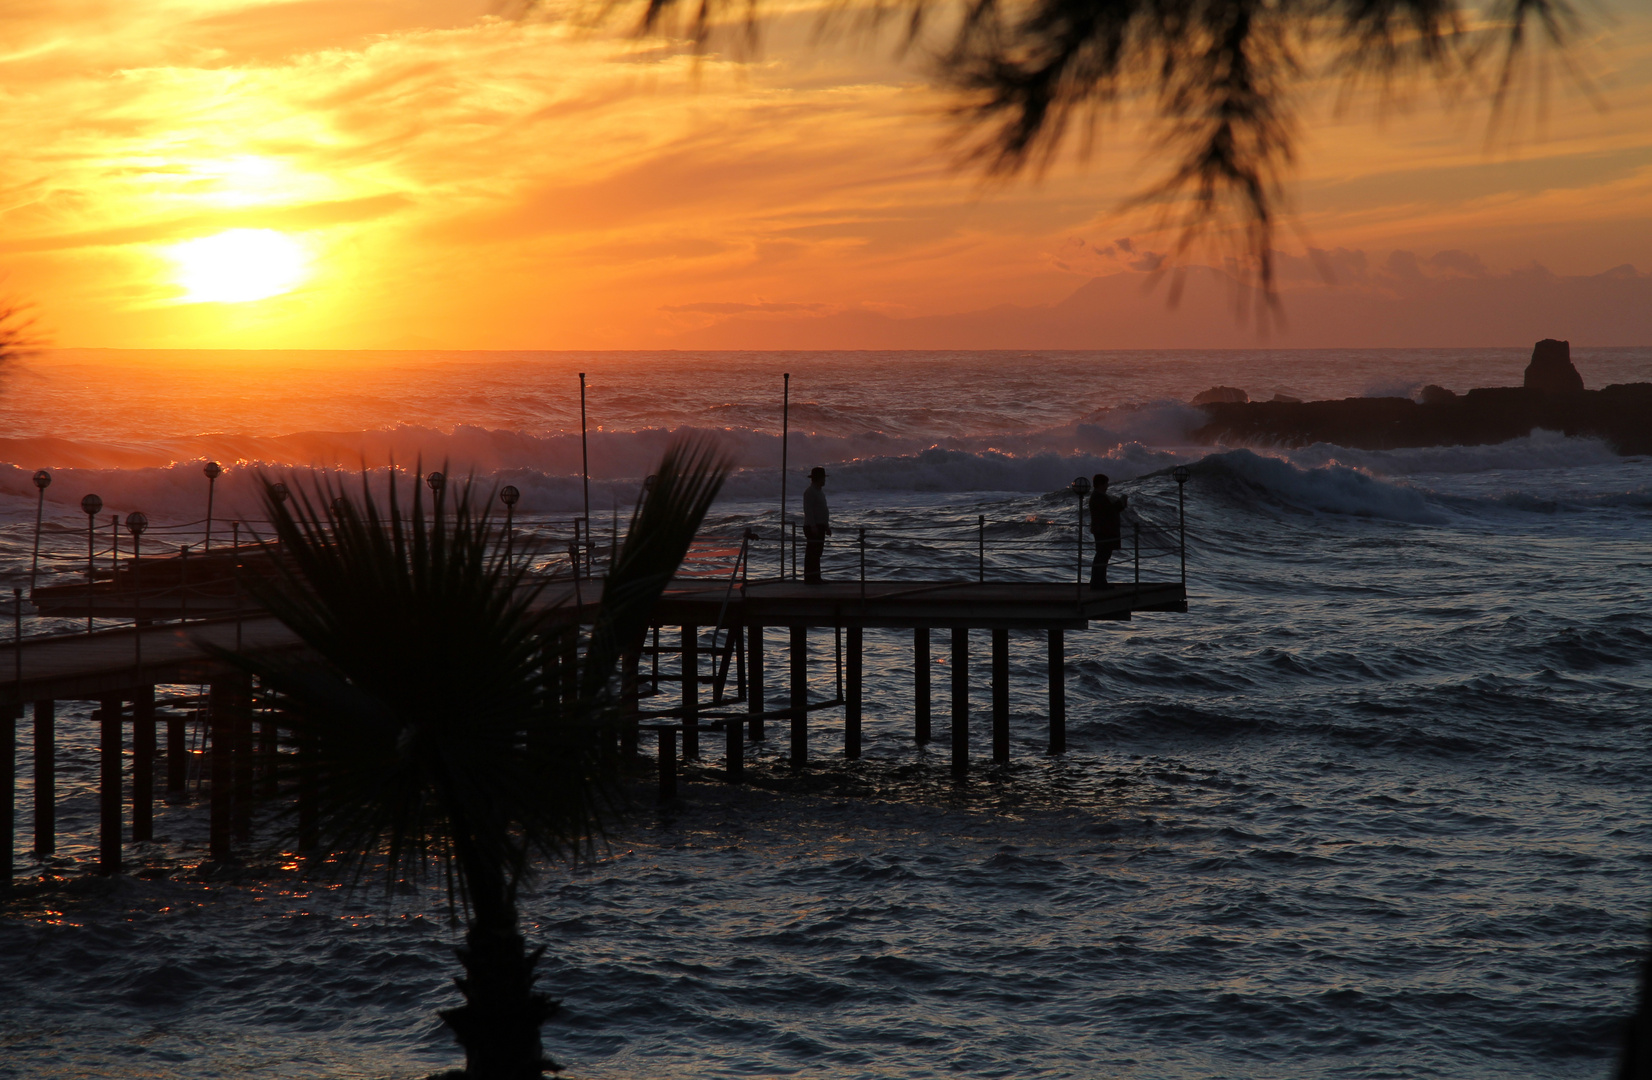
[803, 465, 832, 583]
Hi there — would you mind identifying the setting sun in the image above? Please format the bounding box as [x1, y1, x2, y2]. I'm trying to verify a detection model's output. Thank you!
[169, 229, 309, 304]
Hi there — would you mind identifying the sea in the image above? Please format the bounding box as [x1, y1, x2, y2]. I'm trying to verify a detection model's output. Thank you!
[0, 347, 1649, 1079]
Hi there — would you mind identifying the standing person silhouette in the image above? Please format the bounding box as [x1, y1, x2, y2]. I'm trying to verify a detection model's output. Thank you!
[1090, 473, 1127, 590]
[803, 466, 831, 583]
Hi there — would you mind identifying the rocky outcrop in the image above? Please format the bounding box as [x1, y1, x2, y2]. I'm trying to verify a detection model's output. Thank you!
[1191, 386, 1248, 405]
[1192, 383, 1652, 456]
[1524, 339, 1585, 394]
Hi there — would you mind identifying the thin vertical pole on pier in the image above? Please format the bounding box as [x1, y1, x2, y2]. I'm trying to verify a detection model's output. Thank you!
[1, 704, 14, 883]
[579, 372, 591, 576]
[725, 719, 743, 784]
[98, 696, 122, 875]
[85, 502, 99, 634]
[167, 698, 186, 795]
[1048, 629, 1066, 754]
[12, 588, 20, 689]
[789, 625, 807, 769]
[859, 528, 866, 603]
[1177, 472, 1188, 585]
[951, 628, 969, 780]
[913, 627, 931, 745]
[658, 728, 677, 801]
[780, 372, 789, 580]
[132, 685, 155, 843]
[209, 681, 233, 859]
[991, 628, 1009, 764]
[978, 515, 985, 582]
[232, 522, 242, 651]
[1133, 521, 1141, 602]
[748, 625, 765, 740]
[33, 700, 54, 857]
[846, 625, 863, 759]
[681, 625, 699, 760]
[30, 470, 50, 594]
[232, 675, 253, 843]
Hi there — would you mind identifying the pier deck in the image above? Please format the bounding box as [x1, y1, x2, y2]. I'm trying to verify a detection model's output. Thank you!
[2, 575, 1187, 877]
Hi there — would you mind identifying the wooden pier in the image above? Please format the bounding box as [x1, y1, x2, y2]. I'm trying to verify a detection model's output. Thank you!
[3, 574, 1186, 880]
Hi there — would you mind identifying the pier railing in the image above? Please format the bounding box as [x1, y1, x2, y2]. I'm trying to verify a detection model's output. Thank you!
[10, 470, 1192, 644]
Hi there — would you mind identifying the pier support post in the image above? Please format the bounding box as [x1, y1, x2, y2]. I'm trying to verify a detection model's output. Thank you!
[260, 692, 279, 798]
[621, 647, 641, 761]
[991, 629, 1009, 764]
[725, 719, 743, 783]
[33, 700, 54, 857]
[297, 719, 317, 851]
[166, 698, 186, 795]
[1048, 629, 1066, 754]
[951, 629, 969, 780]
[658, 728, 677, 801]
[232, 675, 254, 843]
[845, 626, 863, 759]
[1, 705, 14, 881]
[790, 626, 808, 769]
[132, 686, 155, 843]
[913, 627, 931, 745]
[98, 696, 122, 875]
[681, 625, 699, 759]
[209, 681, 233, 859]
[747, 625, 765, 740]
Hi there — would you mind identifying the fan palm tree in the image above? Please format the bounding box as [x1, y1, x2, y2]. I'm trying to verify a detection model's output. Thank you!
[231, 439, 729, 1080]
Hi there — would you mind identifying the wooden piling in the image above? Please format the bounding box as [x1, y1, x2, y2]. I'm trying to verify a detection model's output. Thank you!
[845, 626, 863, 759]
[208, 680, 233, 859]
[658, 727, 677, 800]
[913, 627, 931, 745]
[166, 699, 186, 795]
[259, 695, 279, 798]
[33, 700, 53, 857]
[1048, 629, 1066, 754]
[98, 696, 122, 875]
[232, 676, 254, 842]
[621, 648, 641, 760]
[131, 686, 155, 843]
[950, 629, 968, 780]
[747, 624, 765, 740]
[991, 628, 1009, 764]
[681, 624, 699, 759]
[297, 723, 317, 851]
[789, 625, 807, 769]
[1, 705, 14, 881]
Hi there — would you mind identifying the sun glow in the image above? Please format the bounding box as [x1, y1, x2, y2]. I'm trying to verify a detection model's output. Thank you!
[170, 229, 310, 303]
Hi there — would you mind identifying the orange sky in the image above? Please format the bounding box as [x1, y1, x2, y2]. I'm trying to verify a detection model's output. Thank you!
[1, 0, 1649, 349]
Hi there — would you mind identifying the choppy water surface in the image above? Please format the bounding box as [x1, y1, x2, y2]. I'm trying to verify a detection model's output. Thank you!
[1, 348, 1650, 1078]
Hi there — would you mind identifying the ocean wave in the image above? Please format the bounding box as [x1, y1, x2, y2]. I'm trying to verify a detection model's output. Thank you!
[1280, 430, 1624, 477]
[1189, 449, 1448, 524]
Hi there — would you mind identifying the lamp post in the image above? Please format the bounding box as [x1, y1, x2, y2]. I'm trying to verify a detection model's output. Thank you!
[202, 461, 222, 551]
[269, 481, 289, 509]
[780, 373, 790, 579]
[1069, 476, 1092, 590]
[127, 512, 148, 666]
[426, 471, 445, 496]
[579, 372, 590, 578]
[81, 494, 102, 634]
[499, 485, 520, 564]
[30, 469, 51, 594]
[1172, 464, 1191, 585]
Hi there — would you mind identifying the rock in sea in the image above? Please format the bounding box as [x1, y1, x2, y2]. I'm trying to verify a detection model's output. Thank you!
[1524, 338, 1585, 395]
